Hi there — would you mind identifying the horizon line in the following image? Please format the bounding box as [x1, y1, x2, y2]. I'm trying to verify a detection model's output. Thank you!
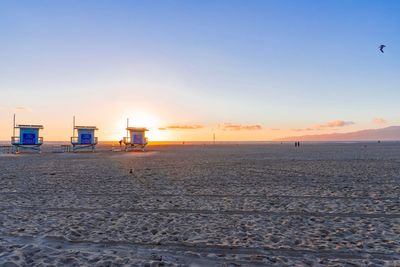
[1, 140, 399, 144]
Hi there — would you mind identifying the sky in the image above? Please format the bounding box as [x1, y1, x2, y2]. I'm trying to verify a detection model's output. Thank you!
[1, 0, 400, 141]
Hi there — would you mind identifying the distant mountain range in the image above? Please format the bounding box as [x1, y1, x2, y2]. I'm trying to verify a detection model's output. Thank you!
[276, 126, 400, 141]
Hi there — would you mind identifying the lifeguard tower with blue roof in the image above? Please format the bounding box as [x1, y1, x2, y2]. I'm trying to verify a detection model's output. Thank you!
[123, 118, 148, 151]
[70, 116, 98, 152]
[11, 115, 44, 153]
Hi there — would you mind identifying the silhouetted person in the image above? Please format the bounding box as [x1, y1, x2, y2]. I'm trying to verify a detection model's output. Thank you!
[119, 140, 122, 147]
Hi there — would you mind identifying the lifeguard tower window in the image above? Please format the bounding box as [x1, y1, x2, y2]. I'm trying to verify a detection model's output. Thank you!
[78, 130, 94, 144]
[21, 128, 39, 145]
[133, 132, 145, 144]
[80, 134, 92, 144]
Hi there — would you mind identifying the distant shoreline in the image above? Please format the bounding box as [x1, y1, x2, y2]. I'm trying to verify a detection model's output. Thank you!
[1, 140, 400, 146]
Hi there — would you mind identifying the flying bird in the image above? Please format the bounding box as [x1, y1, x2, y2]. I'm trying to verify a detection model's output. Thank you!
[379, 45, 386, 53]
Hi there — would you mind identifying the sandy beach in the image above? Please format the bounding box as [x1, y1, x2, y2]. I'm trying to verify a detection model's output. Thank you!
[1, 143, 399, 266]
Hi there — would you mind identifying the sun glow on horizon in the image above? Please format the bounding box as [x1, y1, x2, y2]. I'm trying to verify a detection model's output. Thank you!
[109, 111, 172, 141]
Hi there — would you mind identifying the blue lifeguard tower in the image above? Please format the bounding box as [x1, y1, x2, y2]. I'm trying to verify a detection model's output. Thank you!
[70, 117, 98, 152]
[123, 118, 148, 151]
[11, 115, 44, 153]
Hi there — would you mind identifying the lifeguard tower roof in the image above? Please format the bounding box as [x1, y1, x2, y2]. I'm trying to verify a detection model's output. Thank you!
[74, 126, 98, 130]
[16, 124, 44, 129]
[126, 127, 148, 131]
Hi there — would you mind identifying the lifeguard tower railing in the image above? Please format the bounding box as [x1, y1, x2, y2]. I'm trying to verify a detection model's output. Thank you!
[71, 136, 98, 145]
[11, 136, 44, 145]
[123, 137, 148, 145]
[123, 136, 148, 152]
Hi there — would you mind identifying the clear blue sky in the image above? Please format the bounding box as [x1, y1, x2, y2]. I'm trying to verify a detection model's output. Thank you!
[1, 0, 399, 141]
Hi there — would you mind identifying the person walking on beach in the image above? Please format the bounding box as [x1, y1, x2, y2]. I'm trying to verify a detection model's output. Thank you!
[119, 140, 122, 147]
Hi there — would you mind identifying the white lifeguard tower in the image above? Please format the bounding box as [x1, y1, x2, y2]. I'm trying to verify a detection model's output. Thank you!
[11, 115, 44, 153]
[70, 116, 98, 152]
[123, 118, 148, 151]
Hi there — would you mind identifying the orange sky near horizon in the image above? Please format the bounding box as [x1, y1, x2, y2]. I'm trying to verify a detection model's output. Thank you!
[0, 107, 394, 142]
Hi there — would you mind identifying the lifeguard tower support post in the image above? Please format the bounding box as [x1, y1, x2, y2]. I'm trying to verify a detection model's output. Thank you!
[123, 118, 148, 151]
[70, 116, 98, 152]
[11, 114, 44, 153]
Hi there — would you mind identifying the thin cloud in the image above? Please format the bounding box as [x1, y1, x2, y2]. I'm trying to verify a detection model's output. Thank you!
[290, 128, 315, 132]
[291, 120, 355, 132]
[0, 106, 32, 112]
[316, 120, 354, 128]
[221, 123, 262, 131]
[15, 106, 32, 112]
[373, 117, 387, 125]
[269, 128, 281, 131]
[159, 124, 204, 130]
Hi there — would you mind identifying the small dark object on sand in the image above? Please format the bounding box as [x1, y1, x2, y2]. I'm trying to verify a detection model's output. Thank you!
[129, 169, 133, 174]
